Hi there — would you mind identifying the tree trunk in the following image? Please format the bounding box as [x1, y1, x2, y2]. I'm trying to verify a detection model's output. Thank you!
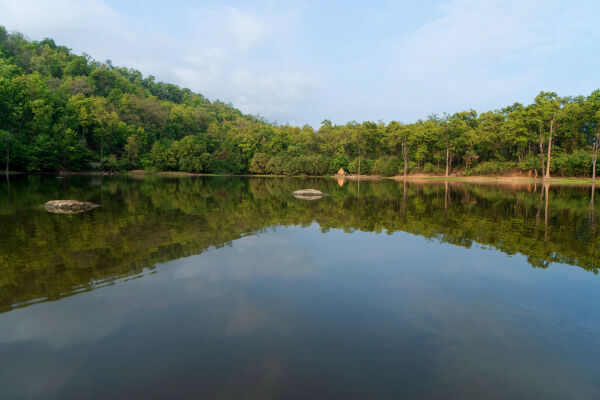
[445, 133, 450, 177]
[538, 125, 545, 178]
[358, 145, 361, 176]
[402, 138, 408, 180]
[100, 130, 104, 167]
[545, 119, 555, 179]
[593, 130, 599, 182]
[593, 145, 597, 181]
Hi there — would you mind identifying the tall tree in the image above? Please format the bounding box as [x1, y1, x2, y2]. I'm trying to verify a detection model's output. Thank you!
[586, 90, 600, 181]
[0, 78, 22, 175]
[535, 92, 565, 179]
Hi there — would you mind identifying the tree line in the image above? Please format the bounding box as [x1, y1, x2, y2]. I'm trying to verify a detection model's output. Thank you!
[1, 27, 600, 177]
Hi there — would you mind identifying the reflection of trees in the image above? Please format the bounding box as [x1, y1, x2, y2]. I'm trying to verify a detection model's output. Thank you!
[590, 185, 596, 223]
[544, 183, 550, 241]
[0, 176, 599, 312]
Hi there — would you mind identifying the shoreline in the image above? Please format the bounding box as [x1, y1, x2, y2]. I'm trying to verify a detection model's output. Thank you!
[387, 175, 600, 185]
[4, 170, 599, 185]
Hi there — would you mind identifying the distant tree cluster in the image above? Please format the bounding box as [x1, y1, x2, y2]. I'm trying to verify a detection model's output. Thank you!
[1, 26, 599, 177]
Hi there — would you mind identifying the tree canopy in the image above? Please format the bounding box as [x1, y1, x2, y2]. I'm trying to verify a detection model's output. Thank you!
[1, 27, 600, 177]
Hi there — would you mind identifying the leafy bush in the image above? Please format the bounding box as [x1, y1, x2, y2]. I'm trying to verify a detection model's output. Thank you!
[102, 154, 119, 171]
[551, 151, 592, 176]
[466, 161, 516, 176]
[408, 161, 418, 173]
[423, 162, 435, 173]
[329, 153, 349, 173]
[517, 155, 541, 173]
[27, 134, 60, 171]
[348, 158, 373, 174]
[249, 153, 269, 174]
[372, 156, 400, 176]
[265, 154, 329, 175]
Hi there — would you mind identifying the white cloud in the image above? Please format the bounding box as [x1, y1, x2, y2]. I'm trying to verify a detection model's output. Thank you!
[0, 0, 318, 123]
[385, 0, 600, 117]
[0, 0, 598, 125]
[0, 0, 179, 76]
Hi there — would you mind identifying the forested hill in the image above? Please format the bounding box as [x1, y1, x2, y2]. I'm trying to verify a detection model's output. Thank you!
[1, 26, 600, 177]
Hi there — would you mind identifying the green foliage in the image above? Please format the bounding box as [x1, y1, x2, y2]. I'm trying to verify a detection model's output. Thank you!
[517, 155, 540, 173]
[102, 154, 118, 171]
[423, 162, 435, 173]
[27, 134, 60, 171]
[408, 161, 418, 173]
[372, 156, 400, 176]
[466, 161, 516, 176]
[329, 153, 349, 173]
[551, 150, 593, 176]
[0, 26, 599, 177]
[249, 153, 269, 174]
[265, 154, 329, 175]
[172, 136, 207, 172]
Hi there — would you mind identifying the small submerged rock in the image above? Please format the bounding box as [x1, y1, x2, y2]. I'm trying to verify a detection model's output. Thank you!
[293, 189, 324, 200]
[44, 200, 100, 214]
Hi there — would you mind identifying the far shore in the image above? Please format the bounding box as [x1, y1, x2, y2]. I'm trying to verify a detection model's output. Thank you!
[388, 174, 600, 185]
[4, 170, 600, 185]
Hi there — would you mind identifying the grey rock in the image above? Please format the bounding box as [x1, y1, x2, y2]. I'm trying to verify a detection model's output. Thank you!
[292, 189, 323, 196]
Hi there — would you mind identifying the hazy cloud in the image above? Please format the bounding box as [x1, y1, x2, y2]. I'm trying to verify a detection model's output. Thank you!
[1, 0, 598, 126]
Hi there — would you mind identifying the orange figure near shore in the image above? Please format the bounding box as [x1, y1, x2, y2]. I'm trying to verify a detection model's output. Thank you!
[336, 168, 346, 186]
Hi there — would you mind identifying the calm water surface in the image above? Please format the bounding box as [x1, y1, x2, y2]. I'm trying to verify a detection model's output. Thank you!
[1, 176, 599, 399]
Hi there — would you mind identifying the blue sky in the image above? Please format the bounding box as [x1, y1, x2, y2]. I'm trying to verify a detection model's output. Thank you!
[1, 0, 599, 127]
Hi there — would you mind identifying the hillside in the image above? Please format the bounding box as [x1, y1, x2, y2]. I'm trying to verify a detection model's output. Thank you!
[0, 26, 599, 177]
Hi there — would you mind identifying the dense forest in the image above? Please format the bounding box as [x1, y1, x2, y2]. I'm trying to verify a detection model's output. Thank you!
[1, 27, 600, 177]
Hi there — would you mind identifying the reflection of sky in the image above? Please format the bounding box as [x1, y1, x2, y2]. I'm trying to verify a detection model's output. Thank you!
[1, 224, 600, 398]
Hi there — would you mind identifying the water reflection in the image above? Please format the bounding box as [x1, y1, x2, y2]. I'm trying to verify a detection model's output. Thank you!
[0, 175, 598, 312]
[1, 224, 600, 399]
[1, 176, 600, 398]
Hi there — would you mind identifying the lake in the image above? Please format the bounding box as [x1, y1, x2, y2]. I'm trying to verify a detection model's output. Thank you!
[1, 175, 599, 399]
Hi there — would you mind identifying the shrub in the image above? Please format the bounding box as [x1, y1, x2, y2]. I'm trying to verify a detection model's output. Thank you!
[249, 153, 269, 174]
[408, 161, 418, 173]
[102, 154, 119, 171]
[264, 154, 329, 176]
[517, 155, 540, 173]
[551, 150, 591, 176]
[423, 162, 435, 173]
[466, 161, 516, 176]
[27, 134, 60, 171]
[348, 158, 372, 174]
[372, 156, 400, 176]
[329, 153, 349, 173]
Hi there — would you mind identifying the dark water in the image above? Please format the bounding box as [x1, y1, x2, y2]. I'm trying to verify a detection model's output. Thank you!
[1, 175, 599, 399]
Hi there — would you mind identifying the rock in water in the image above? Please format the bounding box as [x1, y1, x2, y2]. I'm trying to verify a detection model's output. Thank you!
[293, 189, 324, 200]
[44, 200, 100, 214]
[293, 189, 323, 196]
